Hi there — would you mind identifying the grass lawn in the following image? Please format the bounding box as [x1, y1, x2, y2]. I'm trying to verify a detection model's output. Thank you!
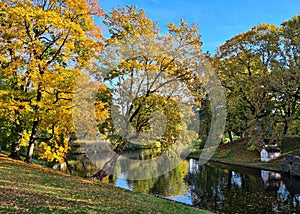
[0, 154, 210, 214]
[190, 137, 300, 172]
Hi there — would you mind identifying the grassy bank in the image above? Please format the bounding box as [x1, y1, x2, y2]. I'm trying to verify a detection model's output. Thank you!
[0, 154, 209, 214]
[190, 137, 300, 172]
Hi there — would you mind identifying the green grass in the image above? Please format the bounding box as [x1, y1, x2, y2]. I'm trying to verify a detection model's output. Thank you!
[190, 137, 300, 172]
[0, 154, 210, 214]
[212, 139, 260, 162]
[210, 140, 283, 171]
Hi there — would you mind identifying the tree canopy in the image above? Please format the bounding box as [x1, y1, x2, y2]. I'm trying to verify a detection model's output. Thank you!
[0, 2, 299, 165]
[0, 0, 103, 162]
[213, 16, 300, 147]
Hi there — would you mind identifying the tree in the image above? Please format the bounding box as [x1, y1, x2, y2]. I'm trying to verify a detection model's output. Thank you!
[213, 24, 282, 146]
[0, 0, 103, 162]
[88, 5, 210, 180]
[270, 15, 300, 136]
[213, 16, 300, 146]
[93, 5, 204, 150]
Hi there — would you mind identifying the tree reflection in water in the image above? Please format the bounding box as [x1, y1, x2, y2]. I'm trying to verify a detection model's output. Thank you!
[66, 148, 300, 213]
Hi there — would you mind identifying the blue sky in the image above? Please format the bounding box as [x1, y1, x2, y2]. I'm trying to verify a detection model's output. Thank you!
[99, 0, 300, 54]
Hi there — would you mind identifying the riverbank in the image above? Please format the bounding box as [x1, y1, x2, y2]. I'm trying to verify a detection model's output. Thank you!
[188, 155, 283, 173]
[0, 154, 209, 214]
[189, 137, 300, 172]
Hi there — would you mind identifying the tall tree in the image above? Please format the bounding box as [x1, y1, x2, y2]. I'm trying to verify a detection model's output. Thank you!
[89, 5, 209, 180]
[93, 5, 204, 150]
[270, 15, 300, 136]
[213, 24, 282, 145]
[0, 0, 103, 162]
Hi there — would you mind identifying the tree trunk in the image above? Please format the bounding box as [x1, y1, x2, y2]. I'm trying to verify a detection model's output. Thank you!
[9, 140, 21, 160]
[283, 121, 289, 136]
[9, 110, 22, 160]
[90, 153, 120, 180]
[241, 132, 246, 139]
[25, 141, 35, 163]
[228, 129, 233, 142]
[90, 141, 127, 181]
[25, 120, 39, 163]
[25, 86, 42, 163]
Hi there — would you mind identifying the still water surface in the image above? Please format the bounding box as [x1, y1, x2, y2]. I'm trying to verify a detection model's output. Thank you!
[112, 159, 300, 213]
[67, 148, 300, 213]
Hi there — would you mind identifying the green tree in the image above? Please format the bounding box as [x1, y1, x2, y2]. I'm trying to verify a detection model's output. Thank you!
[270, 15, 300, 136]
[213, 24, 282, 146]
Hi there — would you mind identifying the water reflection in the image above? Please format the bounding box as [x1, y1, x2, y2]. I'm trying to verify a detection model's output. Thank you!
[261, 170, 281, 191]
[66, 149, 300, 213]
[185, 160, 300, 213]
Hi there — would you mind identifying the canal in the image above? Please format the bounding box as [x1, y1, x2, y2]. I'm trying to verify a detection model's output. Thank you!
[66, 147, 300, 213]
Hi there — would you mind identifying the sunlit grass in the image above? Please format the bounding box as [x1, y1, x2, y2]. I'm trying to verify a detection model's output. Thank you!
[189, 139, 287, 171]
[0, 154, 210, 213]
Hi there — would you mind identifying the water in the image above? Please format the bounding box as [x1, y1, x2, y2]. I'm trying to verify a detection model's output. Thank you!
[108, 159, 300, 213]
[66, 148, 300, 213]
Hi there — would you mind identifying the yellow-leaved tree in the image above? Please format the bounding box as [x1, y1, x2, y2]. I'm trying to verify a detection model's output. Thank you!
[89, 5, 221, 181]
[0, 0, 103, 163]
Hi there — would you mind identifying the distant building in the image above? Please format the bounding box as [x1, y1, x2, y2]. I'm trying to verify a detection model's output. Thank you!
[261, 145, 281, 162]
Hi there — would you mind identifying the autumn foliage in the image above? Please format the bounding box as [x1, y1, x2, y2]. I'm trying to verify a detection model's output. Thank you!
[0, 0, 103, 162]
[0, 1, 299, 164]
